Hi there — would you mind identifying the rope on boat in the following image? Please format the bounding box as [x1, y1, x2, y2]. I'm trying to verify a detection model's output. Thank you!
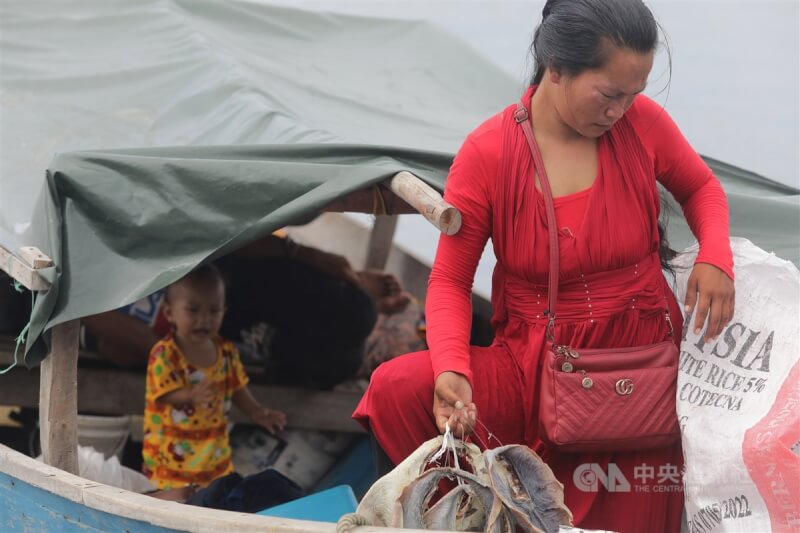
[336, 512, 370, 533]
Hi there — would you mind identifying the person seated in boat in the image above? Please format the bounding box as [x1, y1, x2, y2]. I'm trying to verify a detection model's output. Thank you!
[82, 230, 412, 389]
[143, 264, 287, 489]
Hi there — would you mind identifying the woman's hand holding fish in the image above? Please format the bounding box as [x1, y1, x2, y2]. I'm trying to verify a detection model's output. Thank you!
[433, 371, 477, 437]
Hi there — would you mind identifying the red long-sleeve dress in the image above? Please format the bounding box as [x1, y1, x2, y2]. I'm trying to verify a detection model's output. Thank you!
[354, 87, 733, 532]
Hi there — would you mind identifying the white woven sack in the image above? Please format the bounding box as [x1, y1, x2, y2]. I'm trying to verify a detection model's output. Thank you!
[672, 237, 799, 532]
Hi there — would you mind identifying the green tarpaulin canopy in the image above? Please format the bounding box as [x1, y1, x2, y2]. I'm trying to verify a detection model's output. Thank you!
[1, 1, 797, 365]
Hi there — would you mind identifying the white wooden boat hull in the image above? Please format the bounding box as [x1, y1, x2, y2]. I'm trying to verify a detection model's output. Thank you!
[0, 443, 423, 533]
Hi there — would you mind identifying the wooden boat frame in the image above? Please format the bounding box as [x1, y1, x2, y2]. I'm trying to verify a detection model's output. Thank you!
[0, 171, 460, 532]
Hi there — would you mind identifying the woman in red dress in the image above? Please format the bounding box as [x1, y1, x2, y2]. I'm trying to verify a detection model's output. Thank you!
[354, 0, 736, 530]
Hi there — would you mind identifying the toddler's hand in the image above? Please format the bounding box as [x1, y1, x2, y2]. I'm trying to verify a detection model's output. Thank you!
[190, 380, 216, 406]
[252, 408, 287, 434]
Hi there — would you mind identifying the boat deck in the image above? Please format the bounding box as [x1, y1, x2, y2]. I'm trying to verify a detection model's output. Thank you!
[0, 335, 363, 433]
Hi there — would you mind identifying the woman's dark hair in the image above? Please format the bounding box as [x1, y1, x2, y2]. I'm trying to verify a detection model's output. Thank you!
[657, 196, 679, 277]
[531, 0, 659, 85]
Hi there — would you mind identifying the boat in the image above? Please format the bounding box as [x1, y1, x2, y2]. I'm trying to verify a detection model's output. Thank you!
[1, 441, 358, 532]
[1, 1, 797, 531]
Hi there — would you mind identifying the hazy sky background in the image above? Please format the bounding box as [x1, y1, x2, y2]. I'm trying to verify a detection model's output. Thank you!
[268, 0, 800, 189]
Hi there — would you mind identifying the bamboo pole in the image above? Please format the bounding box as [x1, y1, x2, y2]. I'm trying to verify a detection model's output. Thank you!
[324, 172, 461, 236]
[387, 171, 461, 235]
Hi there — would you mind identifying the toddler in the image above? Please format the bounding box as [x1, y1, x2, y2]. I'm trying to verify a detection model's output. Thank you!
[142, 264, 286, 489]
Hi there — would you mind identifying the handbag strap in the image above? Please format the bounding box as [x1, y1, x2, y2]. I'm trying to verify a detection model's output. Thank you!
[514, 103, 560, 340]
[513, 101, 674, 342]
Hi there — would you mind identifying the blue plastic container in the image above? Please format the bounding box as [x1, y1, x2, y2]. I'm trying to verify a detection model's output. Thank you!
[313, 436, 377, 499]
[256, 485, 358, 523]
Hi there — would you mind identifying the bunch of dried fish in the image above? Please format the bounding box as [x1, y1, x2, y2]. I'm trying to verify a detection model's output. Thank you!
[337, 436, 574, 533]
[484, 445, 572, 532]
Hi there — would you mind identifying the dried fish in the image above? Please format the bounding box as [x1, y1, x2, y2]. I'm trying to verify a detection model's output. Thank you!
[348, 436, 485, 528]
[423, 483, 476, 531]
[337, 437, 572, 533]
[484, 445, 573, 533]
[397, 467, 497, 531]
[349, 437, 443, 528]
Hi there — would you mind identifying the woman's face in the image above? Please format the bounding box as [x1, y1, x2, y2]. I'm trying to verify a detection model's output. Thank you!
[552, 45, 654, 138]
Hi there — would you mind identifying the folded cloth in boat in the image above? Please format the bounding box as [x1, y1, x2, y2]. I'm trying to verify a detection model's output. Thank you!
[186, 468, 305, 513]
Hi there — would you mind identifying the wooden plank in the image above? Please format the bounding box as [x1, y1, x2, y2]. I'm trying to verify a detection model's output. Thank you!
[364, 216, 398, 270]
[39, 319, 80, 475]
[18, 246, 53, 269]
[0, 336, 101, 366]
[1, 444, 336, 533]
[4, 442, 430, 532]
[0, 336, 24, 368]
[0, 246, 51, 291]
[387, 171, 461, 235]
[0, 471, 175, 533]
[0, 335, 363, 433]
[0, 362, 364, 434]
[0, 366, 39, 408]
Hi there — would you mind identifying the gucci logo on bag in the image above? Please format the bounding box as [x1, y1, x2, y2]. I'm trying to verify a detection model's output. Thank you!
[615, 378, 634, 396]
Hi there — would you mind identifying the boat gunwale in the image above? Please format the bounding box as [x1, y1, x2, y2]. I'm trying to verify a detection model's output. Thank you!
[0, 443, 427, 533]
